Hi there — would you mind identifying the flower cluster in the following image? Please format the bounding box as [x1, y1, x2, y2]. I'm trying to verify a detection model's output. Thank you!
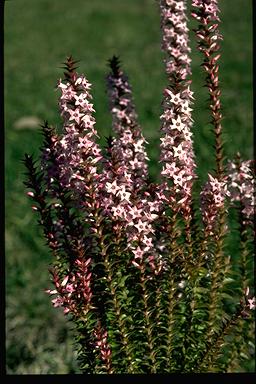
[103, 55, 149, 197]
[240, 287, 256, 318]
[125, 195, 164, 274]
[192, 0, 220, 22]
[46, 257, 92, 316]
[200, 174, 229, 235]
[227, 158, 255, 224]
[160, 87, 196, 210]
[160, 0, 191, 80]
[191, 0, 224, 178]
[54, 64, 102, 200]
[99, 57, 164, 273]
[99, 160, 164, 273]
[93, 322, 112, 371]
[159, 0, 196, 212]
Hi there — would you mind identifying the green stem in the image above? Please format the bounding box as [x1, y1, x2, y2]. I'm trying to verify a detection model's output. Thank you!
[139, 264, 157, 373]
[103, 246, 135, 373]
[165, 269, 176, 372]
[189, 205, 234, 371]
[196, 306, 242, 372]
[206, 210, 226, 344]
[164, 213, 181, 372]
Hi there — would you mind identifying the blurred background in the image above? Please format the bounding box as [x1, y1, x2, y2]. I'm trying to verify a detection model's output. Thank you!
[5, 0, 253, 374]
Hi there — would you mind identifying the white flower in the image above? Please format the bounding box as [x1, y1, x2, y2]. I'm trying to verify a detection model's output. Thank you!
[170, 116, 186, 132]
[116, 186, 131, 201]
[105, 180, 120, 194]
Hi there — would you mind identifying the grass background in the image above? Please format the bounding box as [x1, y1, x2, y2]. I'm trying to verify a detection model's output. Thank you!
[5, 0, 253, 374]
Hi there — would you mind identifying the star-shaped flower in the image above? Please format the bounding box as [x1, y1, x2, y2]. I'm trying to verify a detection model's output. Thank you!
[105, 180, 120, 195]
[161, 162, 179, 178]
[160, 135, 174, 148]
[134, 219, 149, 233]
[81, 114, 95, 128]
[248, 297, 255, 310]
[164, 90, 183, 106]
[133, 139, 146, 152]
[131, 246, 145, 260]
[179, 100, 193, 115]
[116, 186, 131, 202]
[174, 2, 186, 12]
[61, 87, 76, 100]
[127, 206, 143, 220]
[120, 131, 133, 145]
[176, 35, 188, 46]
[75, 76, 91, 90]
[173, 170, 186, 187]
[183, 128, 193, 141]
[170, 48, 183, 59]
[69, 108, 84, 124]
[170, 116, 186, 132]
[164, 26, 176, 38]
[173, 143, 184, 159]
[111, 205, 126, 219]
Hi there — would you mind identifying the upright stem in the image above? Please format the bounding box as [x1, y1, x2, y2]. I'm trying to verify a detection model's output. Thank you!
[195, 304, 242, 372]
[164, 213, 181, 372]
[139, 264, 157, 373]
[102, 231, 136, 373]
[192, 0, 224, 179]
[205, 207, 226, 344]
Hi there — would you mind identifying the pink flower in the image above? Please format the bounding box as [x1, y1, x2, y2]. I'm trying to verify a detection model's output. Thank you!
[54, 72, 103, 201]
[161, 162, 178, 178]
[65, 284, 75, 294]
[134, 219, 154, 235]
[81, 114, 96, 129]
[200, 174, 229, 234]
[126, 206, 143, 220]
[227, 159, 255, 223]
[159, 0, 197, 213]
[105, 56, 149, 194]
[68, 108, 84, 124]
[170, 116, 186, 132]
[160, 109, 175, 122]
[51, 296, 64, 308]
[131, 246, 145, 260]
[105, 180, 120, 195]
[116, 187, 131, 202]
[179, 100, 193, 115]
[183, 128, 193, 140]
[248, 297, 255, 310]
[173, 170, 186, 187]
[164, 90, 183, 106]
[142, 235, 153, 248]
[173, 143, 185, 159]
[93, 324, 112, 365]
[111, 205, 126, 219]
[75, 75, 92, 90]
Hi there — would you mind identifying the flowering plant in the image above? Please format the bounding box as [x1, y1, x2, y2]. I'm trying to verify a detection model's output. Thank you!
[23, 0, 254, 373]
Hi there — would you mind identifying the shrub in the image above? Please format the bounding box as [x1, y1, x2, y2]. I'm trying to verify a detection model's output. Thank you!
[23, 0, 254, 373]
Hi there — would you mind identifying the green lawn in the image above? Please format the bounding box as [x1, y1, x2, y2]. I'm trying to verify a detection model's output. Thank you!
[5, 0, 253, 374]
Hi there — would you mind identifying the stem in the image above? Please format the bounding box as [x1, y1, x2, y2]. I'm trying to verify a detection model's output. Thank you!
[103, 239, 135, 373]
[165, 268, 176, 372]
[139, 264, 157, 373]
[205, 208, 226, 344]
[195, 303, 243, 372]
[164, 213, 181, 372]
[192, 2, 225, 179]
